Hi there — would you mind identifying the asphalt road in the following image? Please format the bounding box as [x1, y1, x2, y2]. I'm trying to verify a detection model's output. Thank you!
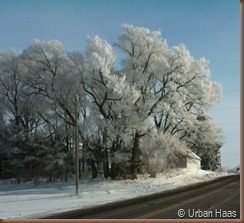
[42, 174, 240, 219]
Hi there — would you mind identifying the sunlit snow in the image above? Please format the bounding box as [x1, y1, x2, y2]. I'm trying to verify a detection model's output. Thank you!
[0, 168, 233, 219]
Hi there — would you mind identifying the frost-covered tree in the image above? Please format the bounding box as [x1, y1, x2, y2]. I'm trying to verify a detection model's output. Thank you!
[140, 131, 187, 177]
[0, 50, 30, 129]
[0, 41, 86, 181]
[114, 24, 222, 178]
[184, 114, 223, 170]
[83, 35, 143, 178]
[0, 49, 41, 180]
[0, 24, 223, 181]
[20, 40, 88, 181]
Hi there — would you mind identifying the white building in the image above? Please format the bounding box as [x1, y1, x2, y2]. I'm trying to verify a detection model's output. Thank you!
[186, 150, 201, 170]
[176, 150, 201, 170]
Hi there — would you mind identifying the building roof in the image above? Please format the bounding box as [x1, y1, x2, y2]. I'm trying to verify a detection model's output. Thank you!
[186, 149, 201, 161]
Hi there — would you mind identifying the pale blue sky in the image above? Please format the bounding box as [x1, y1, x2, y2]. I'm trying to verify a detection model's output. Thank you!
[0, 0, 240, 168]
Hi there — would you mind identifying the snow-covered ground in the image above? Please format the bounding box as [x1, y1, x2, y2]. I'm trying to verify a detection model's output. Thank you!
[0, 168, 233, 219]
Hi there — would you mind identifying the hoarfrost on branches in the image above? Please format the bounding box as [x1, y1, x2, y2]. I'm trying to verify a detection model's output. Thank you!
[0, 24, 223, 181]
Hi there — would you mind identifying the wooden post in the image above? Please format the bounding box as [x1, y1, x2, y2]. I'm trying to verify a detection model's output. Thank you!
[219, 152, 222, 172]
[75, 95, 79, 194]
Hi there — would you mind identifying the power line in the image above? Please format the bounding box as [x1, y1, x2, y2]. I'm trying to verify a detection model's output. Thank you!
[211, 107, 240, 110]
[224, 89, 240, 92]
[218, 123, 239, 126]
[221, 152, 240, 156]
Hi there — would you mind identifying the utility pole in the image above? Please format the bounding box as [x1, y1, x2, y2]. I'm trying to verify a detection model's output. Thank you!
[75, 95, 79, 194]
[219, 151, 222, 172]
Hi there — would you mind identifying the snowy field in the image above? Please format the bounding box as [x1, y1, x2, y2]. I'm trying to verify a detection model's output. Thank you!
[0, 168, 233, 219]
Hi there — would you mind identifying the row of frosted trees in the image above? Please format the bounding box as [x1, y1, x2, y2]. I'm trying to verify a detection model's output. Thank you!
[0, 25, 223, 182]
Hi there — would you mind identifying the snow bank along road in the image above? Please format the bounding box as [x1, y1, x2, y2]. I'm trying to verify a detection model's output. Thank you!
[0, 169, 236, 219]
[42, 174, 240, 219]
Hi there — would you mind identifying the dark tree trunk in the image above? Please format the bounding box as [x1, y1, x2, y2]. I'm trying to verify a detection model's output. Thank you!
[88, 159, 97, 178]
[102, 127, 109, 178]
[130, 131, 141, 179]
[103, 147, 110, 178]
[110, 162, 116, 179]
[110, 142, 117, 179]
[79, 159, 82, 179]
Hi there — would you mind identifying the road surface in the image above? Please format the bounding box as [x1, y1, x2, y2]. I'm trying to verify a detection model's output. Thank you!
[42, 174, 240, 219]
